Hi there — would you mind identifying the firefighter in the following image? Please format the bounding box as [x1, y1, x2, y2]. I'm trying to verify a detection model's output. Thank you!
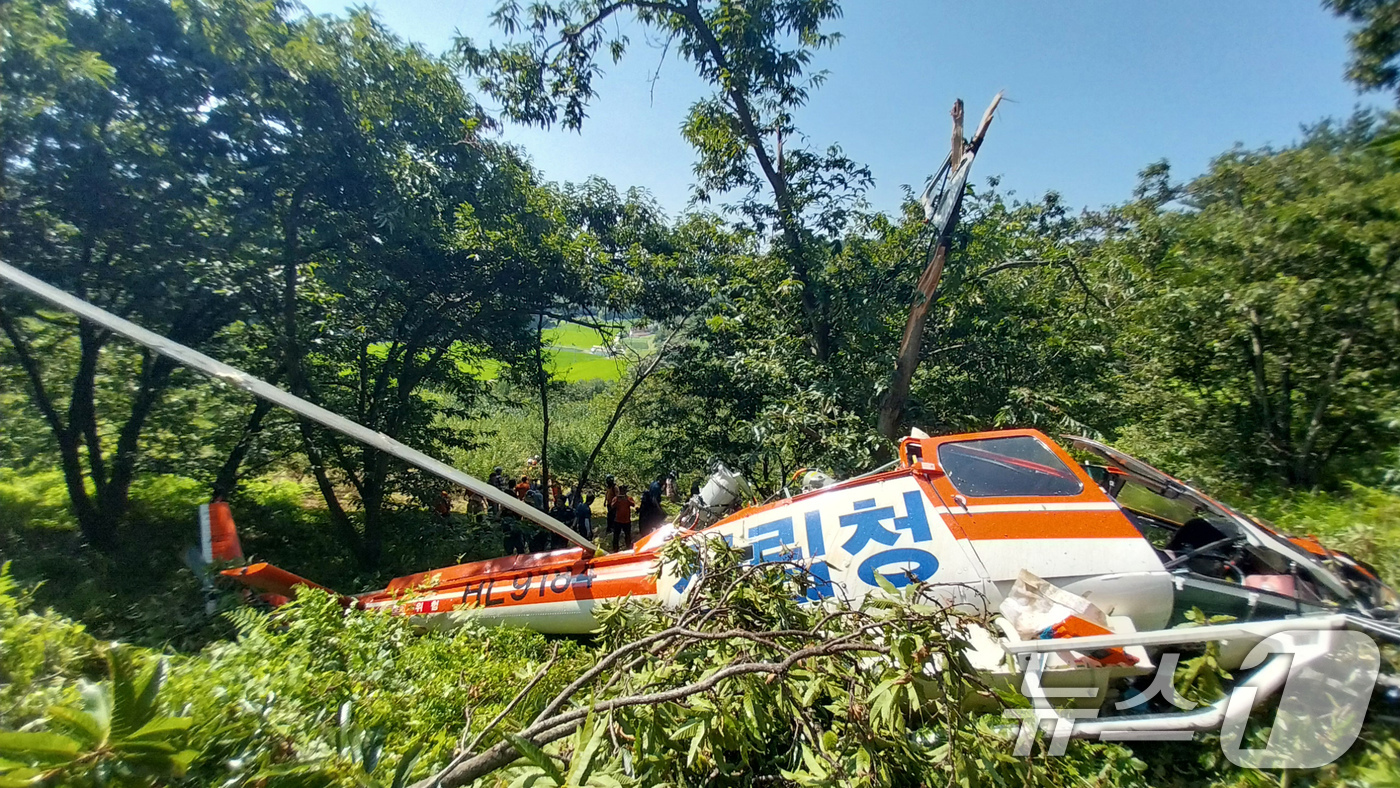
[611, 485, 636, 552]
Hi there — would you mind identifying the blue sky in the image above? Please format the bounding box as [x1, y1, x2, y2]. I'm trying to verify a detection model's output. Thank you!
[302, 0, 1381, 218]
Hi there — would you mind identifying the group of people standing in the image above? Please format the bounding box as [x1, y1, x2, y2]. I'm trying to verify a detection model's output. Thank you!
[478, 467, 674, 554]
[600, 474, 674, 551]
[481, 466, 677, 555]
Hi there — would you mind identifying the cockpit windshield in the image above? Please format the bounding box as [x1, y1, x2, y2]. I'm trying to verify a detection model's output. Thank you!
[938, 435, 1084, 498]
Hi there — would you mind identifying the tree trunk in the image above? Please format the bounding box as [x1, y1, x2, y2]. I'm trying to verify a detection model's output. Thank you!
[1291, 331, 1356, 487]
[877, 94, 1002, 442]
[98, 352, 174, 515]
[70, 323, 108, 490]
[212, 399, 275, 499]
[297, 422, 365, 563]
[877, 100, 965, 441]
[361, 476, 385, 569]
[0, 305, 113, 548]
[536, 315, 551, 508]
[877, 244, 949, 441]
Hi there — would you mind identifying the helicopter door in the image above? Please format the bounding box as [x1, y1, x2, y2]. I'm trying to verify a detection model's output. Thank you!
[910, 430, 1173, 632]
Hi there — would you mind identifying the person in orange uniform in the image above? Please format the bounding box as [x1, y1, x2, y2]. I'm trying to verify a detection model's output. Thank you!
[610, 485, 636, 552]
[515, 475, 530, 500]
[433, 490, 452, 519]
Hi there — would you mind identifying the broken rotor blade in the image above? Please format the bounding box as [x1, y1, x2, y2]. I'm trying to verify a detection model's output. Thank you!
[929, 151, 974, 238]
[0, 260, 602, 553]
[919, 150, 954, 222]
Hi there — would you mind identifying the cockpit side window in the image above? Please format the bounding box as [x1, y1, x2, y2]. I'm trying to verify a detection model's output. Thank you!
[937, 436, 1084, 498]
[1116, 482, 1197, 526]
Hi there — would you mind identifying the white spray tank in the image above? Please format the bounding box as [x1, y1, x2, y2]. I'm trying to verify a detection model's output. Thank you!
[678, 463, 754, 531]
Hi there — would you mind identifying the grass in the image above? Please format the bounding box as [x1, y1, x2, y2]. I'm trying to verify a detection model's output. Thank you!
[543, 322, 607, 349]
[0, 467, 513, 651]
[450, 323, 648, 383]
[456, 350, 626, 382]
[549, 349, 627, 381]
[1244, 483, 1400, 582]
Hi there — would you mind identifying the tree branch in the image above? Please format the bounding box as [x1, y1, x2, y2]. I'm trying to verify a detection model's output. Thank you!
[576, 312, 694, 488]
[422, 636, 885, 788]
[0, 303, 67, 439]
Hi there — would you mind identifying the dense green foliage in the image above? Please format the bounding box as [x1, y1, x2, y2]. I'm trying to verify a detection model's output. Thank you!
[1109, 118, 1400, 489]
[1327, 0, 1400, 98]
[0, 563, 584, 787]
[6, 542, 1400, 788]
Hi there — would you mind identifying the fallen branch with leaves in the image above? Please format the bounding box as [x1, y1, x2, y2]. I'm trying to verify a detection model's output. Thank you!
[414, 539, 1026, 788]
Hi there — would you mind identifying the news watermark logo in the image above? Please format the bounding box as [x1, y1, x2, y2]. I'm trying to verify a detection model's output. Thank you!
[1004, 628, 1382, 768]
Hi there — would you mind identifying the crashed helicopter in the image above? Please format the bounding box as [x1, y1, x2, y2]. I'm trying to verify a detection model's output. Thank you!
[3, 258, 1398, 748]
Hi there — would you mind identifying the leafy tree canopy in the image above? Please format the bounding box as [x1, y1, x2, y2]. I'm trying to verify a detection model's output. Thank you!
[1114, 114, 1400, 488]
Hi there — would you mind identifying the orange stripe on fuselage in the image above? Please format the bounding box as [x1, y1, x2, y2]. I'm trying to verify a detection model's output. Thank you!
[384, 548, 592, 594]
[359, 548, 659, 612]
[913, 475, 967, 539]
[389, 562, 659, 616]
[955, 509, 1142, 541]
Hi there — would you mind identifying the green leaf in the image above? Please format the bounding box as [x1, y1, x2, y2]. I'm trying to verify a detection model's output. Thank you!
[45, 706, 105, 747]
[109, 650, 166, 738]
[504, 734, 564, 785]
[0, 732, 80, 763]
[507, 770, 557, 788]
[799, 743, 828, 779]
[110, 740, 178, 756]
[566, 711, 605, 787]
[125, 716, 192, 742]
[389, 739, 424, 788]
[169, 750, 198, 777]
[855, 747, 872, 775]
[685, 720, 706, 766]
[0, 767, 43, 788]
[873, 570, 899, 596]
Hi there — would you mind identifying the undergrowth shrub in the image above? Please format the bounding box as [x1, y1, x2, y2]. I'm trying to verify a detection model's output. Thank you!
[0, 468, 75, 532]
[0, 563, 102, 730]
[1245, 484, 1400, 582]
[0, 468, 517, 650]
[0, 566, 584, 787]
[165, 590, 584, 786]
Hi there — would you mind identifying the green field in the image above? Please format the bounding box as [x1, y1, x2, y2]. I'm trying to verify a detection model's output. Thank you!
[549, 349, 627, 381]
[544, 322, 655, 353]
[543, 322, 607, 349]
[452, 322, 650, 382]
[457, 349, 625, 382]
[538, 321, 654, 380]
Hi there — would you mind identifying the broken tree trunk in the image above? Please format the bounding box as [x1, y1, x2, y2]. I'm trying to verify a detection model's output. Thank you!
[877, 92, 1003, 442]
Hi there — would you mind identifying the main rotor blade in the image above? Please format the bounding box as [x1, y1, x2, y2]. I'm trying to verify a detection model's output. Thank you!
[0, 260, 602, 553]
